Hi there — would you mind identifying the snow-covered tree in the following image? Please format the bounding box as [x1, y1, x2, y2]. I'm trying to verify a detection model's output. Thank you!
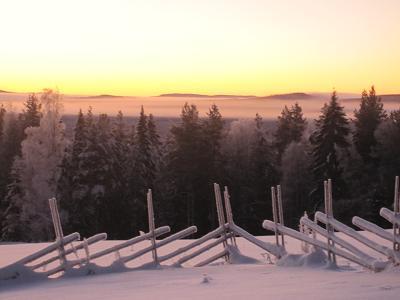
[162, 103, 208, 232]
[19, 93, 42, 133]
[147, 113, 162, 173]
[275, 103, 307, 160]
[223, 116, 276, 234]
[1, 95, 42, 231]
[281, 140, 313, 227]
[353, 86, 387, 163]
[310, 91, 350, 209]
[2, 89, 68, 241]
[374, 109, 400, 208]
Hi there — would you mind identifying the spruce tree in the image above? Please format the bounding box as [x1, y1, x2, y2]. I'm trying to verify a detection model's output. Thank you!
[310, 91, 350, 208]
[58, 108, 112, 237]
[135, 106, 153, 186]
[0, 112, 21, 214]
[374, 109, 400, 210]
[275, 103, 307, 159]
[128, 107, 153, 230]
[281, 140, 313, 227]
[20, 93, 42, 130]
[147, 113, 162, 173]
[248, 113, 277, 233]
[223, 119, 255, 230]
[163, 103, 209, 233]
[58, 109, 91, 236]
[353, 86, 387, 162]
[107, 111, 134, 238]
[201, 104, 225, 228]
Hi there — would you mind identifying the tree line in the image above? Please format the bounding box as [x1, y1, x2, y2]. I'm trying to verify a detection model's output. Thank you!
[0, 87, 399, 242]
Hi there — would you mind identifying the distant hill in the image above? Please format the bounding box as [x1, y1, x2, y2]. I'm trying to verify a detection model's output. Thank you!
[71, 94, 124, 99]
[0, 89, 12, 93]
[257, 92, 315, 100]
[343, 94, 400, 103]
[157, 93, 257, 99]
[157, 92, 321, 101]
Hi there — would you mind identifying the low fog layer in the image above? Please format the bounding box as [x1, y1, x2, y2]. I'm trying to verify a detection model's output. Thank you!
[1, 92, 399, 118]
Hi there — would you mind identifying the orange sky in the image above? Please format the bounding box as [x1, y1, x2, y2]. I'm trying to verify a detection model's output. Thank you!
[1, 0, 399, 96]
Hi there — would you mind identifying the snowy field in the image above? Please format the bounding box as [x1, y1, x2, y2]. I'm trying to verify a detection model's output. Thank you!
[1, 231, 399, 300]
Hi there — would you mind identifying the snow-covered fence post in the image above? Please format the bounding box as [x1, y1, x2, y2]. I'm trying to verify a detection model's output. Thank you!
[325, 179, 336, 264]
[223, 186, 237, 247]
[277, 185, 285, 249]
[394, 176, 400, 252]
[49, 198, 67, 268]
[271, 186, 280, 247]
[300, 211, 310, 253]
[147, 189, 158, 265]
[213, 183, 229, 262]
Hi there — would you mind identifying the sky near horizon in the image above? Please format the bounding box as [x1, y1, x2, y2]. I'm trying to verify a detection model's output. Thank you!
[1, 0, 399, 96]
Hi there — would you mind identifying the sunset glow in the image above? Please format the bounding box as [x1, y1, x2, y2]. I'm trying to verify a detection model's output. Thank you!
[1, 0, 400, 96]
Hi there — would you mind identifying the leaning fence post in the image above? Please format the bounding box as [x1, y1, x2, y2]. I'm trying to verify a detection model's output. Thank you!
[394, 176, 399, 252]
[147, 189, 158, 265]
[277, 185, 285, 249]
[300, 211, 310, 253]
[325, 179, 336, 264]
[223, 186, 237, 247]
[214, 183, 229, 262]
[271, 186, 280, 247]
[49, 198, 67, 268]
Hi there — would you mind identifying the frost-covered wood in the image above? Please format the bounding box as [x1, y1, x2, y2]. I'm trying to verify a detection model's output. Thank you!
[394, 176, 400, 252]
[230, 223, 284, 258]
[175, 233, 233, 266]
[300, 217, 377, 264]
[159, 225, 227, 263]
[380, 208, 400, 227]
[214, 183, 229, 262]
[262, 220, 387, 271]
[316, 212, 395, 261]
[194, 248, 230, 267]
[121, 226, 197, 264]
[353, 215, 399, 244]
[0, 232, 80, 280]
[324, 179, 336, 264]
[223, 186, 237, 246]
[147, 189, 158, 264]
[31, 233, 107, 270]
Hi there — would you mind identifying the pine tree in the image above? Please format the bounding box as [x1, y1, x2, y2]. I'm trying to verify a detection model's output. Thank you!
[127, 107, 153, 231]
[135, 107, 154, 186]
[353, 86, 387, 162]
[281, 140, 313, 227]
[248, 113, 277, 233]
[310, 91, 350, 208]
[2, 89, 68, 241]
[147, 113, 162, 173]
[58, 108, 92, 236]
[275, 103, 307, 159]
[0, 112, 21, 213]
[223, 119, 255, 229]
[374, 109, 400, 209]
[162, 103, 209, 233]
[106, 111, 134, 238]
[20, 93, 42, 130]
[201, 104, 225, 228]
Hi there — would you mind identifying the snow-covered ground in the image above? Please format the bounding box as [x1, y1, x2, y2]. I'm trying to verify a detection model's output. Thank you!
[1, 231, 399, 300]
